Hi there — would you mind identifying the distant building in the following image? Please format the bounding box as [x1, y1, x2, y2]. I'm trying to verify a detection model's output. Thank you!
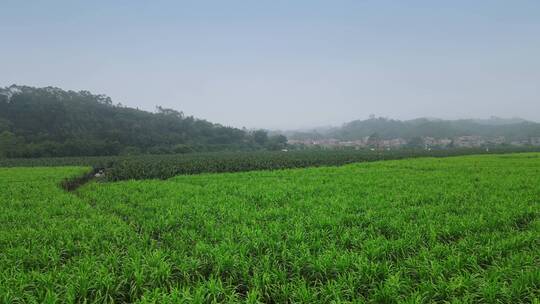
[437, 138, 453, 147]
[422, 137, 437, 148]
[486, 136, 506, 146]
[454, 136, 485, 148]
[530, 137, 540, 146]
[380, 138, 407, 148]
[288, 134, 534, 149]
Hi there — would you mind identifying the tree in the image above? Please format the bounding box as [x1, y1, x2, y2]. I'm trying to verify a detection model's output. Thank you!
[156, 106, 184, 118]
[0, 119, 11, 132]
[266, 135, 287, 150]
[406, 137, 424, 149]
[0, 131, 18, 157]
[173, 144, 194, 154]
[367, 133, 380, 149]
[253, 130, 269, 146]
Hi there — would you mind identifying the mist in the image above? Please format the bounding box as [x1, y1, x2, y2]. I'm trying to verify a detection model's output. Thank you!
[1, 1, 539, 129]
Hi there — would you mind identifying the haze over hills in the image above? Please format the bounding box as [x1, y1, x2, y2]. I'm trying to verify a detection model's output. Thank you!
[2, 85, 540, 158]
[282, 117, 540, 142]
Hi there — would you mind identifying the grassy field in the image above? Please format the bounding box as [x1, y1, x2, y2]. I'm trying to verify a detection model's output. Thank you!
[1, 154, 539, 303]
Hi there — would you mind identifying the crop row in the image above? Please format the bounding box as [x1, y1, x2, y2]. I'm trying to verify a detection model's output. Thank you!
[2, 147, 540, 181]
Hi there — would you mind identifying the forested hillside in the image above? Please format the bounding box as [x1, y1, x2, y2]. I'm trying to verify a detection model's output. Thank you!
[0, 85, 286, 157]
[287, 117, 540, 141]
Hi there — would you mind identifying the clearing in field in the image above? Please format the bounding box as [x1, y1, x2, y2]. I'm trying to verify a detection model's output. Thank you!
[1, 154, 539, 303]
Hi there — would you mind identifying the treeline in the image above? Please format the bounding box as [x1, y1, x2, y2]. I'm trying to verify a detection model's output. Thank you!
[287, 117, 540, 141]
[0, 85, 286, 158]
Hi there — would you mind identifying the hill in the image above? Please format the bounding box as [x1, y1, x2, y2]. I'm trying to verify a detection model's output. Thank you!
[287, 117, 540, 141]
[0, 85, 286, 158]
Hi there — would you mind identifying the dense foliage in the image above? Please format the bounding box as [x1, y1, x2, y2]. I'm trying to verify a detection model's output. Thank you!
[100, 147, 540, 181]
[1, 154, 539, 302]
[0, 85, 286, 158]
[1, 147, 540, 181]
[287, 117, 540, 141]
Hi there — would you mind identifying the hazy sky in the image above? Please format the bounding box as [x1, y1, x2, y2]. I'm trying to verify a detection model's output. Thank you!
[1, 1, 539, 129]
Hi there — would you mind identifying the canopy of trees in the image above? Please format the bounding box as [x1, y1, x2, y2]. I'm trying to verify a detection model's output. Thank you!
[0, 85, 286, 158]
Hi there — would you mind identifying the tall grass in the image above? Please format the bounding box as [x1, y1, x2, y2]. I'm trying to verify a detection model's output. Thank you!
[1, 153, 539, 302]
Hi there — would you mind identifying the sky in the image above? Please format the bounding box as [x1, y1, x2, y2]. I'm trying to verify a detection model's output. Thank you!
[1, 1, 539, 129]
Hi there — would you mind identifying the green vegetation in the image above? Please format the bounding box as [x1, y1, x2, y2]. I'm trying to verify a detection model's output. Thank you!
[2, 147, 540, 181]
[101, 147, 540, 181]
[3, 85, 540, 159]
[0, 85, 286, 158]
[1, 153, 539, 302]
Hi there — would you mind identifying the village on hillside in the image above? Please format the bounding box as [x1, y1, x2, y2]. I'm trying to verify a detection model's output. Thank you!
[288, 136, 540, 150]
